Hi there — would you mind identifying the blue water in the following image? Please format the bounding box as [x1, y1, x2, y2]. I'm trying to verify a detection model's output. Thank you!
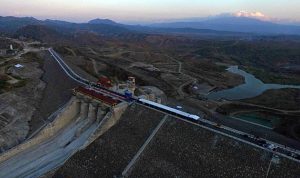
[207, 66, 300, 100]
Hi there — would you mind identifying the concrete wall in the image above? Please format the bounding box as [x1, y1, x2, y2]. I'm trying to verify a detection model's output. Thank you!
[0, 97, 80, 163]
[97, 102, 129, 136]
[84, 102, 129, 147]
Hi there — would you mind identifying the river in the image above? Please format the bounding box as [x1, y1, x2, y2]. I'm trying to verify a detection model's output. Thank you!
[207, 66, 300, 100]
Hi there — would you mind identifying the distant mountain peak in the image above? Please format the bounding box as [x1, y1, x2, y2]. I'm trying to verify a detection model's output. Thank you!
[88, 18, 118, 25]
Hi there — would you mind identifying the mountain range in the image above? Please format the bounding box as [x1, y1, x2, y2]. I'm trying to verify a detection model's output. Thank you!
[1, 13, 300, 40]
[150, 15, 300, 35]
[0, 16, 130, 35]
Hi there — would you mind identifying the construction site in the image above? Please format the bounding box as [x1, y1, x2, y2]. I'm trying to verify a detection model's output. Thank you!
[0, 37, 299, 178]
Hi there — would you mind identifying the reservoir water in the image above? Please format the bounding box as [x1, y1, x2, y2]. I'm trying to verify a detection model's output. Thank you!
[207, 66, 300, 100]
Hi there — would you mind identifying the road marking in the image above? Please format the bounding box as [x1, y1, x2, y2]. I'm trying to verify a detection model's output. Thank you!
[265, 155, 273, 178]
[230, 116, 273, 129]
[121, 115, 168, 177]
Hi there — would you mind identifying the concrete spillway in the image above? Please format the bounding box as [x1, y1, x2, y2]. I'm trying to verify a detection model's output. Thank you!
[0, 96, 128, 178]
[80, 102, 89, 118]
[88, 104, 97, 122]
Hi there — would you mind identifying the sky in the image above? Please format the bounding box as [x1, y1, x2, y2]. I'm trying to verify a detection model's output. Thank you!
[0, 0, 300, 23]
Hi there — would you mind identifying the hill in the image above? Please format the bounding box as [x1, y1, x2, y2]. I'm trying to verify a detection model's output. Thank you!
[0, 16, 131, 38]
[0, 16, 40, 34]
[14, 25, 65, 42]
[1, 15, 300, 37]
[88, 18, 120, 26]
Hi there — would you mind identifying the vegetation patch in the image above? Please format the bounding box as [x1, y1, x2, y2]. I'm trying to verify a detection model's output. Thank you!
[21, 52, 43, 66]
[0, 79, 8, 91]
[53, 46, 81, 56]
[241, 88, 300, 110]
[0, 74, 28, 93]
[0, 75, 9, 92]
[12, 78, 28, 88]
[233, 112, 281, 128]
[243, 66, 300, 85]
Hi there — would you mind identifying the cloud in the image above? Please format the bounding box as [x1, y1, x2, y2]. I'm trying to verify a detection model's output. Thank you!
[233, 11, 270, 21]
[229, 11, 300, 25]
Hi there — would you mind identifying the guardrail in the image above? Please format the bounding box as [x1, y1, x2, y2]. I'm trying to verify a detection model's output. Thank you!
[48, 48, 88, 85]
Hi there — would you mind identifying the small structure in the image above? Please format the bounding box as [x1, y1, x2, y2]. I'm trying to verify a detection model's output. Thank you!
[116, 76, 136, 95]
[127, 76, 136, 93]
[73, 86, 120, 107]
[6, 49, 16, 55]
[128, 77, 135, 86]
[176, 106, 183, 109]
[124, 90, 133, 99]
[97, 76, 113, 88]
[0, 50, 5, 56]
[14, 64, 24, 68]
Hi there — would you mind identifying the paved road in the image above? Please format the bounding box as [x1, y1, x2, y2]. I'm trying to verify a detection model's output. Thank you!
[211, 112, 300, 150]
[49, 48, 89, 86]
[232, 101, 300, 114]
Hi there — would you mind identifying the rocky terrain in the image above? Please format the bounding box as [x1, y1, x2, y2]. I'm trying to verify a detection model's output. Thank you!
[0, 61, 45, 151]
[0, 38, 80, 151]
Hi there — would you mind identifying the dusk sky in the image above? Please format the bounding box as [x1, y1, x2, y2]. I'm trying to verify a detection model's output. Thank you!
[0, 0, 299, 23]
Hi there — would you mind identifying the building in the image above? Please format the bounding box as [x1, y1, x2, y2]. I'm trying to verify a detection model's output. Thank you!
[127, 76, 136, 93]
[0, 49, 6, 56]
[97, 76, 113, 88]
[6, 49, 17, 55]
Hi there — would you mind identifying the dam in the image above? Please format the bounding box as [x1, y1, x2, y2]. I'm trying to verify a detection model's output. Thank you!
[0, 90, 299, 178]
